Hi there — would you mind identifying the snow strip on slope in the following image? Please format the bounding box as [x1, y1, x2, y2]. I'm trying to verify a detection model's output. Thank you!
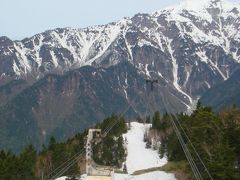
[56, 122, 176, 180]
[165, 38, 193, 106]
[123, 122, 167, 174]
[57, 171, 177, 180]
[115, 171, 176, 180]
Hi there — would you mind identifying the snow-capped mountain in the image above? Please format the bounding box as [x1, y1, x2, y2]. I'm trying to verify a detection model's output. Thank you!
[1, 0, 240, 101]
[1, 0, 240, 108]
[1, 0, 240, 152]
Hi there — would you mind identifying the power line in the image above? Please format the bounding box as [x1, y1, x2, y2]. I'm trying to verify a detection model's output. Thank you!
[144, 79, 204, 180]
[165, 96, 214, 180]
[47, 76, 213, 180]
[47, 89, 143, 179]
[150, 84, 202, 180]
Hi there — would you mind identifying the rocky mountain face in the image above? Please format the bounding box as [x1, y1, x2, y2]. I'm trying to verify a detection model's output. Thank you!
[200, 68, 240, 111]
[1, 0, 240, 105]
[0, 61, 188, 152]
[0, 62, 141, 152]
[0, 0, 240, 152]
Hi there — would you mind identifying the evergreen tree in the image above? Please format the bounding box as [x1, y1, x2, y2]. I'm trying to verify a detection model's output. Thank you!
[208, 142, 237, 180]
[159, 138, 166, 159]
[156, 106, 240, 179]
[18, 144, 37, 179]
[152, 111, 161, 130]
[49, 136, 56, 151]
[146, 115, 151, 124]
[93, 115, 127, 168]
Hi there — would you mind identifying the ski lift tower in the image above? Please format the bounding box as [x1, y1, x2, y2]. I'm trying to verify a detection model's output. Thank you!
[145, 79, 158, 92]
[145, 78, 158, 117]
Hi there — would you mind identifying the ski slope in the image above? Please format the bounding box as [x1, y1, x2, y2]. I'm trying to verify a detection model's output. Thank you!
[123, 122, 168, 174]
[56, 122, 176, 180]
[115, 171, 176, 180]
[57, 171, 176, 180]
[114, 122, 177, 180]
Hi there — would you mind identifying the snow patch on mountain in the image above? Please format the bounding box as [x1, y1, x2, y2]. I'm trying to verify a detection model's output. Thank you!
[1, 0, 240, 112]
[166, 38, 193, 105]
[14, 43, 32, 74]
[87, 22, 123, 65]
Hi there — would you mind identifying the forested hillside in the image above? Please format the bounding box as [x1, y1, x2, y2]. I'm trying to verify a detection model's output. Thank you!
[201, 68, 240, 111]
[0, 115, 127, 180]
[154, 103, 240, 179]
[1, 105, 240, 180]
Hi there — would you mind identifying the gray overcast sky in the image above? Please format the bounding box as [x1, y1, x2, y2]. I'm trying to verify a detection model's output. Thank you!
[0, 0, 239, 40]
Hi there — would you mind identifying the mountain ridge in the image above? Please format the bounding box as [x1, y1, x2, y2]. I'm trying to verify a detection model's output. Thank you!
[1, 0, 240, 152]
[1, 0, 239, 87]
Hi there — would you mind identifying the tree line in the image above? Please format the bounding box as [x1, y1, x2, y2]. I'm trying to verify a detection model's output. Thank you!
[1, 104, 240, 179]
[152, 102, 240, 179]
[0, 114, 127, 179]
